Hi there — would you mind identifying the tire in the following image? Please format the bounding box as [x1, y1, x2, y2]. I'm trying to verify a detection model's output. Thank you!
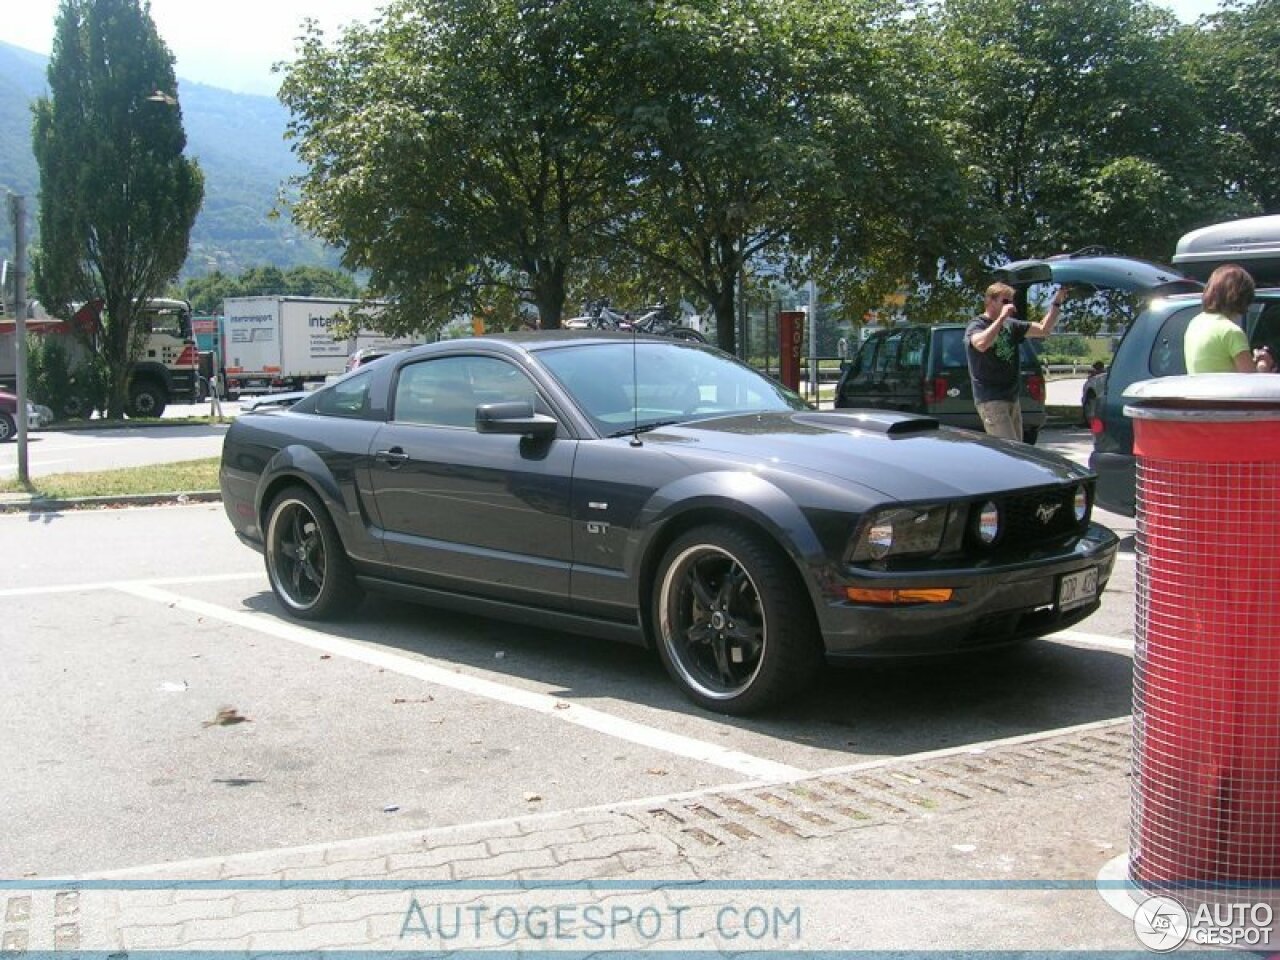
[0, 412, 14, 442]
[62, 395, 90, 420]
[653, 524, 820, 715]
[264, 486, 362, 620]
[1023, 426, 1040, 445]
[127, 382, 167, 419]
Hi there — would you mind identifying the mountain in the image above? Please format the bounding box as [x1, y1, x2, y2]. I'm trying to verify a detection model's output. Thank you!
[0, 40, 341, 278]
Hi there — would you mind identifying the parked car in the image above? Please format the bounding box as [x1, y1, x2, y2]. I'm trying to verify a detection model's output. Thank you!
[240, 391, 309, 413]
[0, 389, 49, 441]
[834, 324, 1046, 444]
[220, 332, 1118, 714]
[345, 345, 407, 373]
[1081, 362, 1108, 426]
[1087, 287, 1280, 516]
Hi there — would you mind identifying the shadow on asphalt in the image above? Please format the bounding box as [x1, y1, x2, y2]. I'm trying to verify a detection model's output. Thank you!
[241, 589, 1132, 763]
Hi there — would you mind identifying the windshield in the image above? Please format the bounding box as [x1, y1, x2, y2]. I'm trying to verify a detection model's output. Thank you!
[539, 341, 807, 436]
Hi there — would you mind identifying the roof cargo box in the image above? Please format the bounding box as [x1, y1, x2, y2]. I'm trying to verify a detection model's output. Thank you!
[1173, 214, 1280, 285]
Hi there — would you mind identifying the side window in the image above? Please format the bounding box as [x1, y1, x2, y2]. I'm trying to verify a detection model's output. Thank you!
[394, 356, 538, 428]
[873, 332, 903, 375]
[848, 337, 879, 377]
[313, 370, 373, 418]
[1149, 307, 1197, 377]
[1248, 302, 1280, 350]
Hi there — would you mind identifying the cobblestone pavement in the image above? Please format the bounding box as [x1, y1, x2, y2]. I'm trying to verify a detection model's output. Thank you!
[3, 720, 1148, 953]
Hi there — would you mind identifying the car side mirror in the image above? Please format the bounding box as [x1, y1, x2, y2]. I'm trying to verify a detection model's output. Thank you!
[476, 401, 558, 439]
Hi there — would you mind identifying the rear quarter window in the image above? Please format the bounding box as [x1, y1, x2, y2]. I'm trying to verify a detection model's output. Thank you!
[935, 329, 968, 371]
[1149, 307, 1198, 377]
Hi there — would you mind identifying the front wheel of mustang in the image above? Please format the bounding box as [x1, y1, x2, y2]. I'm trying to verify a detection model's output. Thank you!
[653, 524, 820, 715]
[265, 486, 361, 619]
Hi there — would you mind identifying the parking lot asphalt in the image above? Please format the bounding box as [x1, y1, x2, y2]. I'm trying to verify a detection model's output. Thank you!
[0, 440, 1156, 955]
[3, 388, 1160, 952]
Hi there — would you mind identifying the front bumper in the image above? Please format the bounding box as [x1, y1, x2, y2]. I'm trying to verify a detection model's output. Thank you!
[819, 522, 1119, 659]
[1089, 450, 1136, 518]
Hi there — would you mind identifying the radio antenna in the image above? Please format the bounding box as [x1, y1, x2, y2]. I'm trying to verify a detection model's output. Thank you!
[629, 327, 642, 447]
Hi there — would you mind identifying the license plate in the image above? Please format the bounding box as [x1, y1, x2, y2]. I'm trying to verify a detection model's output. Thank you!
[1058, 567, 1098, 611]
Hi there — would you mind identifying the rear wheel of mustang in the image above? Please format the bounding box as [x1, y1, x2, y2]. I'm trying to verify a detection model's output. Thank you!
[265, 486, 361, 619]
[653, 524, 820, 715]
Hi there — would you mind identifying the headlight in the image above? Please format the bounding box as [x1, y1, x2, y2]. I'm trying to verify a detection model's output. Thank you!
[1073, 486, 1089, 523]
[851, 505, 948, 563]
[975, 501, 1000, 545]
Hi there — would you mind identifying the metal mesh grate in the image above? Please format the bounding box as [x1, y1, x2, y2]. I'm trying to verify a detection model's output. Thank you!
[1131, 453, 1280, 918]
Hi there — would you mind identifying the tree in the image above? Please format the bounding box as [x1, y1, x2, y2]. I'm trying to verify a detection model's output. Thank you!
[31, 0, 204, 419]
[1191, 0, 1280, 212]
[603, 0, 969, 352]
[280, 0, 648, 333]
[180, 265, 361, 314]
[927, 0, 1230, 274]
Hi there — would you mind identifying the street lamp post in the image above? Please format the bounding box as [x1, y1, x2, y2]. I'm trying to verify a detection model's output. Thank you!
[9, 194, 30, 487]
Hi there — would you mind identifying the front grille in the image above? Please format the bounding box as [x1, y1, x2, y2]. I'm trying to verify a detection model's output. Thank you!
[991, 485, 1085, 548]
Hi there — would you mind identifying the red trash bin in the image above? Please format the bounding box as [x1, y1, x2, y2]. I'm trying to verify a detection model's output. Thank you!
[1126, 374, 1280, 915]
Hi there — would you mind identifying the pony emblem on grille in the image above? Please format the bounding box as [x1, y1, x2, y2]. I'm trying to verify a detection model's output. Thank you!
[1036, 502, 1061, 524]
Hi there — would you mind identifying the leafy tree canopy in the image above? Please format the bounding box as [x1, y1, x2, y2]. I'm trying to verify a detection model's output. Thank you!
[179, 265, 361, 314]
[926, 0, 1234, 270]
[1190, 0, 1280, 212]
[280, 0, 651, 335]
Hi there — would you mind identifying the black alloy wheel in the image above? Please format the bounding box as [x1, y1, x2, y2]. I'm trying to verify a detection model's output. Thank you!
[654, 524, 819, 715]
[265, 486, 361, 619]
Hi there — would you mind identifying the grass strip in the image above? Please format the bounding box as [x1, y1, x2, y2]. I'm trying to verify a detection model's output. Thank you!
[0, 457, 220, 499]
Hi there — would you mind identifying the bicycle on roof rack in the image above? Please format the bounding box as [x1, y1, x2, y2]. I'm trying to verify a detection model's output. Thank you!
[564, 297, 709, 343]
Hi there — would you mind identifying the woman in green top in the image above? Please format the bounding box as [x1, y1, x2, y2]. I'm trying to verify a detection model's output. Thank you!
[1184, 264, 1272, 373]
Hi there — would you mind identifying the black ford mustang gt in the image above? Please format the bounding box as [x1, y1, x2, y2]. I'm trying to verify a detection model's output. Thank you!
[220, 332, 1118, 714]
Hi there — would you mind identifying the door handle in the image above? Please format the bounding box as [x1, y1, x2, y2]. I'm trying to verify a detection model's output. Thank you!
[375, 447, 410, 467]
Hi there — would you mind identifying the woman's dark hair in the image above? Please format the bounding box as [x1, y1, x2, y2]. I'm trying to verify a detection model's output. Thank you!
[1202, 263, 1256, 316]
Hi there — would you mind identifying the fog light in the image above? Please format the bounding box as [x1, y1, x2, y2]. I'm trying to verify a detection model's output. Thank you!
[977, 501, 1000, 544]
[1074, 486, 1088, 523]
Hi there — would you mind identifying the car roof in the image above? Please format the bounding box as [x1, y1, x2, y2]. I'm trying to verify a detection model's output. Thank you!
[995, 253, 1202, 297]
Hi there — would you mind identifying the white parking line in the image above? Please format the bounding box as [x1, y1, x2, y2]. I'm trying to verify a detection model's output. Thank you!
[1048, 629, 1134, 655]
[0, 572, 262, 599]
[114, 582, 808, 783]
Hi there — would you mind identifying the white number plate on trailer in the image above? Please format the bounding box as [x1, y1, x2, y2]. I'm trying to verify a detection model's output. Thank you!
[1058, 567, 1098, 611]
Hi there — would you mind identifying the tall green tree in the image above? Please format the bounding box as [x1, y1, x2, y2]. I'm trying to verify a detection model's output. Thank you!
[32, 0, 204, 419]
[928, 0, 1226, 272]
[280, 0, 647, 333]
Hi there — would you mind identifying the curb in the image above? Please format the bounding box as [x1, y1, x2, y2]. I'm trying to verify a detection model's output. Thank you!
[39, 419, 231, 433]
[0, 489, 221, 514]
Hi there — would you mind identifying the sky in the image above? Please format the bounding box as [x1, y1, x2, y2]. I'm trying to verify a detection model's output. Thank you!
[1, 0, 1230, 98]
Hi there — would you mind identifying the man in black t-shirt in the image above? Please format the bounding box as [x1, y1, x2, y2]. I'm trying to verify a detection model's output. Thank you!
[965, 282, 1066, 441]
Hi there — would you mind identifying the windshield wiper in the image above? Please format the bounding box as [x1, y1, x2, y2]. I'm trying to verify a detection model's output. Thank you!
[607, 419, 681, 439]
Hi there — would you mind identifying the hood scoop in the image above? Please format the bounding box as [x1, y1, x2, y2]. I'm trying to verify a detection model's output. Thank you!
[796, 411, 941, 435]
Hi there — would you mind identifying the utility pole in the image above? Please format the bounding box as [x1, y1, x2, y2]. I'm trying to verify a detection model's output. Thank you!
[807, 280, 819, 406]
[9, 194, 30, 487]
